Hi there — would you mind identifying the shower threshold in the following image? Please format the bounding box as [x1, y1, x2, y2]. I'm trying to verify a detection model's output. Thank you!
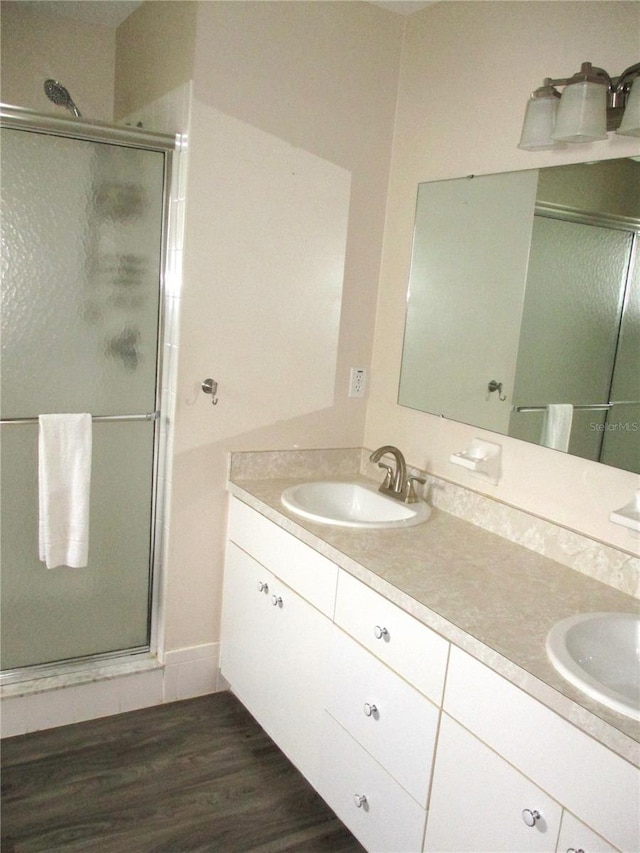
[0, 649, 160, 697]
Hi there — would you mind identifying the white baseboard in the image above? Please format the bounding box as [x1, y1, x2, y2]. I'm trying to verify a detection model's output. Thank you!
[162, 643, 221, 703]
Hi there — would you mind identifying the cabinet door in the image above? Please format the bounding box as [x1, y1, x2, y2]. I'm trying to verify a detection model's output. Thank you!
[220, 542, 274, 722]
[424, 714, 562, 852]
[220, 541, 331, 785]
[444, 647, 639, 853]
[264, 569, 332, 787]
[556, 812, 618, 853]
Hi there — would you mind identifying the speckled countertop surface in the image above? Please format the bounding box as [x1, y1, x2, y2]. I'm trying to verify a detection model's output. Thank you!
[228, 471, 640, 767]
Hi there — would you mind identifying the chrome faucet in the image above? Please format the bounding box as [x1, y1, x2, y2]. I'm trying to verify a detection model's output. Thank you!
[369, 445, 425, 503]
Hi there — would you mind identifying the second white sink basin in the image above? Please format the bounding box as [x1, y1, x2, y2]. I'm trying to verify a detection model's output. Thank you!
[546, 612, 640, 720]
[281, 481, 431, 529]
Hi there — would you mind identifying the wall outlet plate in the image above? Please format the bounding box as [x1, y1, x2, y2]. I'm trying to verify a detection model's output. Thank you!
[349, 367, 367, 398]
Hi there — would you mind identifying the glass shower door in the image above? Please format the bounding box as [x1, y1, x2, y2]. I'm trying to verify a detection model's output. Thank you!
[0, 127, 167, 671]
[508, 214, 635, 463]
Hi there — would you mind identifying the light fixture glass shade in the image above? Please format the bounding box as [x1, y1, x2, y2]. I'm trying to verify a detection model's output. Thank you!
[552, 80, 608, 143]
[617, 76, 640, 137]
[518, 94, 562, 150]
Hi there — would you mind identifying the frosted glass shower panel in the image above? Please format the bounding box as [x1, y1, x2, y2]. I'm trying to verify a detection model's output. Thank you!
[0, 129, 165, 417]
[511, 217, 633, 408]
[0, 421, 154, 669]
[0, 121, 168, 673]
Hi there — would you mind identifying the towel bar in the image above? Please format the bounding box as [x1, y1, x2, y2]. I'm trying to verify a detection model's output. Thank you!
[513, 404, 612, 413]
[0, 411, 160, 425]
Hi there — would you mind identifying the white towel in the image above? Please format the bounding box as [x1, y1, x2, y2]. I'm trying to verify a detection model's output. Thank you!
[540, 404, 573, 452]
[38, 413, 92, 569]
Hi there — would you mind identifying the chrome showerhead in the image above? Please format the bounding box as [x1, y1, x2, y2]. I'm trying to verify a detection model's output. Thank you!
[44, 79, 81, 117]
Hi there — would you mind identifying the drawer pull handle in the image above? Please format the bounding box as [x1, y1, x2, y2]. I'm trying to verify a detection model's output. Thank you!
[521, 809, 541, 827]
[373, 625, 388, 640]
[363, 702, 378, 717]
[257, 581, 269, 593]
[271, 595, 283, 607]
[566, 849, 585, 853]
[353, 794, 368, 808]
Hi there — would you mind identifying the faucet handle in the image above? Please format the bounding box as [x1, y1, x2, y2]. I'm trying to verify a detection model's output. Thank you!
[406, 475, 426, 503]
[377, 462, 394, 489]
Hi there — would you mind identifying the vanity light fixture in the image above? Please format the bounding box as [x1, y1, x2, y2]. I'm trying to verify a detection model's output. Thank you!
[518, 61, 640, 150]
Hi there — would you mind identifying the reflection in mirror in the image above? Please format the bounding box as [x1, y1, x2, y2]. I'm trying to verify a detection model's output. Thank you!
[399, 159, 640, 474]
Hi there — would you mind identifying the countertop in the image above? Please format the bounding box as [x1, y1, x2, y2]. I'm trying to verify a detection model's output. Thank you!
[228, 473, 640, 767]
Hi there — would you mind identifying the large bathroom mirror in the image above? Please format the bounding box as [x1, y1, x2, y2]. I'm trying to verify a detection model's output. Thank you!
[399, 158, 640, 474]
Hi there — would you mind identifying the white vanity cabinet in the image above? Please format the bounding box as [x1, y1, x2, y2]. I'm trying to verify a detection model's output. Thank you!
[221, 498, 450, 853]
[221, 495, 639, 853]
[425, 647, 637, 853]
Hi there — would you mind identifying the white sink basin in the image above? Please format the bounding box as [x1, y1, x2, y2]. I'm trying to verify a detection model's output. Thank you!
[546, 612, 640, 720]
[281, 481, 431, 529]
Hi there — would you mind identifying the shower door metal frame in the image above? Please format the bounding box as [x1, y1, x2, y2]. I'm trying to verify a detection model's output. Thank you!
[0, 103, 177, 682]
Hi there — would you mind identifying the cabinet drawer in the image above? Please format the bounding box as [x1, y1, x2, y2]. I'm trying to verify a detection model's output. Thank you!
[318, 711, 427, 853]
[327, 627, 439, 805]
[444, 647, 639, 853]
[556, 812, 619, 853]
[424, 714, 562, 852]
[228, 497, 338, 617]
[334, 570, 448, 704]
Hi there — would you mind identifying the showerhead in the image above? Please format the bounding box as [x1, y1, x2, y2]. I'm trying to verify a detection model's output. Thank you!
[44, 79, 81, 117]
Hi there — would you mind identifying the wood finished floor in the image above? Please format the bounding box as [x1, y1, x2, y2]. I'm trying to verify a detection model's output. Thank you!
[1, 691, 366, 853]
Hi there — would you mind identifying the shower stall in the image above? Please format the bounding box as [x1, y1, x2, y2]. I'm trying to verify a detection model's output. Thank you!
[0, 104, 176, 681]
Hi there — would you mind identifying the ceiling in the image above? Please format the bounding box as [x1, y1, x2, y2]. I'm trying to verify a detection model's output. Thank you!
[10, 0, 436, 28]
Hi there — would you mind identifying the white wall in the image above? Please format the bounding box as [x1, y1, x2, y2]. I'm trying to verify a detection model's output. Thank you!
[162, 1, 404, 652]
[367, 0, 640, 552]
[0, 1, 115, 120]
[114, 0, 196, 121]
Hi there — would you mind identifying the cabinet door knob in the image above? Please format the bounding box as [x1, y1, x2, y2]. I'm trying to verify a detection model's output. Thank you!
[373, 625, 388, 640]
[353, 794, 367, 808]
[271, 595, 283, 607]
[521, 809, 541, 827]
[363, 702, 378, 717]
[257, 581, 269, 593]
